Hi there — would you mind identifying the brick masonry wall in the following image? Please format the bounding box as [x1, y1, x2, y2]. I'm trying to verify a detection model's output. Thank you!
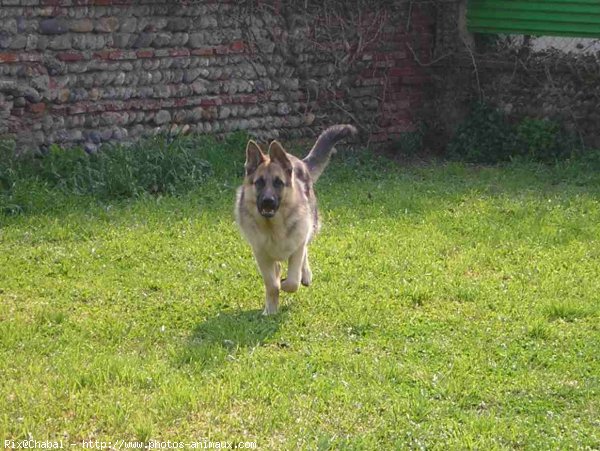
[0, 0, 435, 153]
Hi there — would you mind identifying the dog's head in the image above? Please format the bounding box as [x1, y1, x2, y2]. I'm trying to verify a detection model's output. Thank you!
[244, 140, 293, 219]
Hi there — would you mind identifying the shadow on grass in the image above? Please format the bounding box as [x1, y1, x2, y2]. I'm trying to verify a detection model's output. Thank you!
[174, 307, 290, 370]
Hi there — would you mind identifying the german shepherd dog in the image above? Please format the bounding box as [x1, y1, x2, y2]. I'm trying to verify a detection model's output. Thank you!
[235, 124, 357, 315]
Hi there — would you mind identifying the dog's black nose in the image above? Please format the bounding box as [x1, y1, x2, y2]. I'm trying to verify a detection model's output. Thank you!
[258, 196, 278, 218]
[261, 197, 276, 209]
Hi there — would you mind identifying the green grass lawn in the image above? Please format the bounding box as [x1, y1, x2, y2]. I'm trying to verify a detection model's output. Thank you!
[1, 143, 599, 449]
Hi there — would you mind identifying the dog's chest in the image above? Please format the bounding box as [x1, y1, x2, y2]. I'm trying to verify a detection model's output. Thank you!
[247, 213, 312, 261]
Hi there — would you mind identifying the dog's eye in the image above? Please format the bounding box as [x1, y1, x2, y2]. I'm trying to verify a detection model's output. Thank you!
[254, 177, 265, 188]
[273, 177, 284, 188]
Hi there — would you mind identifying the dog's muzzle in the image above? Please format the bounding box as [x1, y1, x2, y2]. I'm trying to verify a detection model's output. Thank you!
[258, 197, 278, 218]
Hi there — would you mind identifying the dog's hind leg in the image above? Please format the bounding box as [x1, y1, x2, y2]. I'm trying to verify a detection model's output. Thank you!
[301, 249, 312, 287]
[256, 254, 280, 315]
[275, 261, 281, 280]
[281, 245, 305, 293]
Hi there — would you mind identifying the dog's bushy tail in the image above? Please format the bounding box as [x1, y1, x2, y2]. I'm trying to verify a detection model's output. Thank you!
[303, 124, 357, 182]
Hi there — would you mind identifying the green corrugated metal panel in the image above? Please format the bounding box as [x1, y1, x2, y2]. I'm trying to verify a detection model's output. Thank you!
[467, 0, 600, 37]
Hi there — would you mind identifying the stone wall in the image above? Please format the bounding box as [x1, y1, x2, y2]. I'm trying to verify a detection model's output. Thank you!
[0, 0, 435, 153]
[479, 55, 599, 149]
[427, 0, 600, 150]
[428, 52, 600, 150]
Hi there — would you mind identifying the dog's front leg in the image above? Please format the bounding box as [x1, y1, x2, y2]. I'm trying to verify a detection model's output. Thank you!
[281, 245, 306, 293]
[256, 254, 281, 315]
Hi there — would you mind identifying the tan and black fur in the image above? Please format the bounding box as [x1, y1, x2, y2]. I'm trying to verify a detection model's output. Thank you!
[235, 124, 357, 315]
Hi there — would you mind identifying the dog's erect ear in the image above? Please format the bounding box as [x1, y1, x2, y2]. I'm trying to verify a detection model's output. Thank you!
[245, 140, 266, 176]
[268, 141, 293, 176]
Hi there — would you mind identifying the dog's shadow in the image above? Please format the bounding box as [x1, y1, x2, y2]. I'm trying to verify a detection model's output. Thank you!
[175, 307, 289, 370]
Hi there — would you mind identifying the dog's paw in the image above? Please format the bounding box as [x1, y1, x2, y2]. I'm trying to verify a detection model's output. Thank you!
[281, 278, 300, 293]
[262, 304, 278, 316]
[301, 268, 312, 287]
